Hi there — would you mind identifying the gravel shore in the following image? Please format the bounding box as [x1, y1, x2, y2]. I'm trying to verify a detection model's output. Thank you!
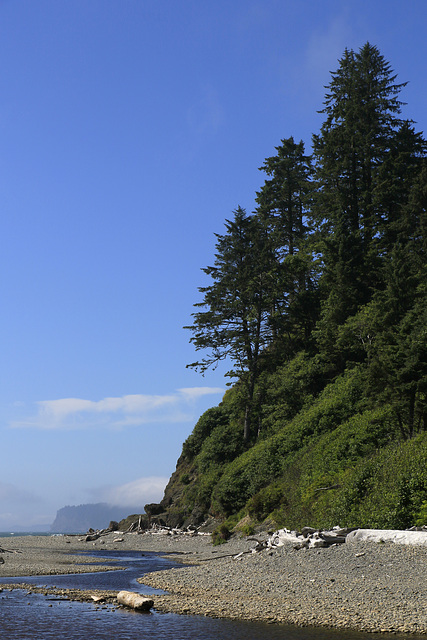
[1, 532, 426, 634]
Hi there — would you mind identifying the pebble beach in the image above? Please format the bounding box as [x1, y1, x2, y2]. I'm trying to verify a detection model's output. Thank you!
[1, 532, 427, 635]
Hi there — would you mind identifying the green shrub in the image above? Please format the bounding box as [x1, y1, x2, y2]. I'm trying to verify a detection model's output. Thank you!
[327, 433, 427, 528]
[212, 523, 231, 545]
[239, 523, 255, 536]
[197, 419, 245, 472]
[168, 343, 427, 530]
[247, 485, 287, 521]
[211, 368, 368, 516]
[415, 501, 427, 526]
[182, 405, 229, 460]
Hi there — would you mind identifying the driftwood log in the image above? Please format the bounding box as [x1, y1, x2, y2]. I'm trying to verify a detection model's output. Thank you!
[117, 590, 154, 611]
[123, 515, 146, 534]
[83, 521, 125, 542]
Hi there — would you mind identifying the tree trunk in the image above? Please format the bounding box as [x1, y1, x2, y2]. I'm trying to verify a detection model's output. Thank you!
[243, 403, 250, 442]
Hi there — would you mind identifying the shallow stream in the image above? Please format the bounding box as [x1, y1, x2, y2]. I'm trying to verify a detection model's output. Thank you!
[0, 549, 423, 640]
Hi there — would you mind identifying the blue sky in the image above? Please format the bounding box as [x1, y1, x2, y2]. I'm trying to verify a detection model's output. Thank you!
[1, 0, 426, 530]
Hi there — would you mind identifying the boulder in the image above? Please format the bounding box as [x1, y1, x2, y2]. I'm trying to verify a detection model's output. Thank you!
[144, 503, 164, 517]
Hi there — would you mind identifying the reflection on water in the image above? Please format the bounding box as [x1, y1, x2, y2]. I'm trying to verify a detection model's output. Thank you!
[0, 550, 424, 640]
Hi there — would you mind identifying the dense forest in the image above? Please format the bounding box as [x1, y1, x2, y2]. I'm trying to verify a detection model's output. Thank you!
[152, 43, 427, 536]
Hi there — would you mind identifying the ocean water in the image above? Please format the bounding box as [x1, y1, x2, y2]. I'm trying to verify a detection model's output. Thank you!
[0, 547, 424, 640]
[0, 531, 52, 536]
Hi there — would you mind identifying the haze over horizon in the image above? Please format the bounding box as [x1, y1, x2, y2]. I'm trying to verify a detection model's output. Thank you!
[1, 0, 426, 530]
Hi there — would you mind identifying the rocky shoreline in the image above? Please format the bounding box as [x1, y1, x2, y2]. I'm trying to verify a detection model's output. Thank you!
[1, 531, 427, 634]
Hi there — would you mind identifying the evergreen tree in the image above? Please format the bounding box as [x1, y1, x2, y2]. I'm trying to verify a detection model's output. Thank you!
[367, 165, 427, 437]
[375, 122, 426, 254]
[313, 43, 409, 320]
[256, 137, 319, 353]
[256, 137, 312, 257]
[312, 43, 427, 374]
[185, 207, 279, 441]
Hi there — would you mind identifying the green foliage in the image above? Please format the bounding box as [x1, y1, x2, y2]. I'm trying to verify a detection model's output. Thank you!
[182, 405, 230, 461]
[182, 467, 222, 514]
[162, 43, 427, 533]
[239, 523, 255, 536]
[211, 523, 231, 545]
[211, 367, 367, 515]
[258, 352, 327, 437]
[247, 486, 287, 521]
[415, 501, 427, 526]
[197, 418, 245, 472]
[329, 433, 427, 528]
[167, 353, 427, 528]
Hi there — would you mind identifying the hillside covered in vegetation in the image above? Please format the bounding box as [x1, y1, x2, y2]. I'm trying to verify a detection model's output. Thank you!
[155, 43, 427, 534]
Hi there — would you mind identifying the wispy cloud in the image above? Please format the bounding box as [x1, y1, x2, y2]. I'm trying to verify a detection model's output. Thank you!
[186, 83, 224, 139]
[89, 476, 169, 508]
[303, 12, 354, 87]
[0, 481, 42, 504]
[9, 387, 224, 431]
[178, 386, 223, 401]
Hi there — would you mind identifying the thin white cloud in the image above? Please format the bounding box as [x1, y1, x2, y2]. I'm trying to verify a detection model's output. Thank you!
[303, 12, 354, 87]
[177, 386, 224, 401]
[90, 476, 169, 508]
[0, 481, 42, 504]
[9, 387, 224, 431]
[186, 84, 224, 138]
[278, 12, 353, 106]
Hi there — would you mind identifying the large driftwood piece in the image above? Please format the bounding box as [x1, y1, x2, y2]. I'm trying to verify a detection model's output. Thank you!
[117, 590, 154, 611]
[346, 528, 427, 546]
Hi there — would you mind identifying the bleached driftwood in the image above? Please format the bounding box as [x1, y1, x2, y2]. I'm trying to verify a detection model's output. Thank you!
[117, 590, 154, 611]
[267, 526, 352, 549]
[346, 528, 427, 546]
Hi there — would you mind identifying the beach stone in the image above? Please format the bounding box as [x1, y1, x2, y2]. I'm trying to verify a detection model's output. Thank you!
[91, 595, 105, 603]
[3, 530, 427, 633]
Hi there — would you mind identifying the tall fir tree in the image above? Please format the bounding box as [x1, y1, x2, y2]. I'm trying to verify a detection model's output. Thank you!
[312, 42, 425, 367]
[255, 137, 319, 354]
[256, 137, 312, 257]
[185, 207, 280, 441]
[313, 44, 407, 310]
